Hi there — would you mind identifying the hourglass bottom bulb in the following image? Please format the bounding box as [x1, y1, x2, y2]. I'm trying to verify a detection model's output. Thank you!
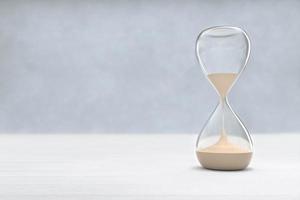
[196, 132, 252, 171]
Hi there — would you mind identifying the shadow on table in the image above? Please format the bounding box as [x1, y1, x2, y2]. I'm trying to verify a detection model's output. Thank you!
[190, 166, 254, 173]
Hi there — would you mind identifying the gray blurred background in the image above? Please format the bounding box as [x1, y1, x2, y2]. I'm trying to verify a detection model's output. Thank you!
[0, 0, 299, 134]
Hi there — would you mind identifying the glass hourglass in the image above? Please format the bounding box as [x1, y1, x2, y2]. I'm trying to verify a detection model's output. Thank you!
[195, 26, 253, 170]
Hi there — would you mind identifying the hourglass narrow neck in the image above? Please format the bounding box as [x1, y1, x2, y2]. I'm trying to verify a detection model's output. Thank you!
[219, 96, 229, 105]
[220, 97, 227, 140]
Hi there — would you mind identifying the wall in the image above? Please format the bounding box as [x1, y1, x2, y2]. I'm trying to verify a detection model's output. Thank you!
[0, 0, 299, 133]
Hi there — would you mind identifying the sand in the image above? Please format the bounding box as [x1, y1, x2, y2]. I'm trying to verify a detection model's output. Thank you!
[196, 73, 252, 170]
[196, 133, 252, 170]
[207, 73, 237, 99]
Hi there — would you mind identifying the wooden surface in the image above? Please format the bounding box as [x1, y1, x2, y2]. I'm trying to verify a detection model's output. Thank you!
[0, 133, 299, 200]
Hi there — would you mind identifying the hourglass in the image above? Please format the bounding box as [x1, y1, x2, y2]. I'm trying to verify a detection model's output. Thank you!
[195, 26, 253, 170]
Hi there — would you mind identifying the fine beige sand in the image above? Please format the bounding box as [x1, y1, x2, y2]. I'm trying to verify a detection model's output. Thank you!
[196, 133, 252, 170]
[196, 72, 252, 170]
[207, 73, 237, 98]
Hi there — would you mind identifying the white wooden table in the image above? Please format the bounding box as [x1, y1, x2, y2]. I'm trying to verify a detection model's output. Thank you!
[0, 133, 299, 200]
